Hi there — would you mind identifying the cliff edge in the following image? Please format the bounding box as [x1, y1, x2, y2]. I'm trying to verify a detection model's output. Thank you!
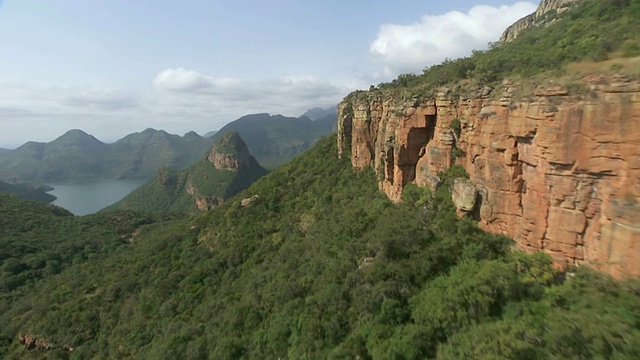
[338, 74, 640, 278]
[500, 0, 582, 43]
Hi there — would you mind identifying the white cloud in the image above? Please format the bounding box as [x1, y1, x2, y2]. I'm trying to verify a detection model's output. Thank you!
[370, 1, 537, 77]
[153, 67, 347, 118]
[63, 88, 138, 110]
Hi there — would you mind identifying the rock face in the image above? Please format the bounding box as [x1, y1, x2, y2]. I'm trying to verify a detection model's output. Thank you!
[207, 132, 252, 171]
[337, 75, 640, 278]
[500, 0, 582, 43]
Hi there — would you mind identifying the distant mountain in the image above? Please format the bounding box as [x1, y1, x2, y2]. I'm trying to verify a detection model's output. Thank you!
[108, 132, 268, 214]
[0, 181, 56, 203]
[203, 130, 218, 138]
[0, 129, 215, 182]
[211, 112, 336, 169]
[300, 106, 337, 121]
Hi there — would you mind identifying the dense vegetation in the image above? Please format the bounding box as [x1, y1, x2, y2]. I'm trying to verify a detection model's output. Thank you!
[1, 136, 638, 359]
[0, 181, 56, 203]
[213, 113, 335, 169]
[108, 132, 268, 214]
[372, 0, 640, 94]
[2, 2, 640, 359]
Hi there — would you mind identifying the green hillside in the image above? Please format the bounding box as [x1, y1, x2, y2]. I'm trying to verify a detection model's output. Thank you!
[0, 181, 56, 203]
[108, 132, 268, 214]
[1, 136, 639, 359]
[1, 1, 640, 359]
[0, 129, 215, 183]
[371, 0, 640, 95]
[212, 113, 335, 169]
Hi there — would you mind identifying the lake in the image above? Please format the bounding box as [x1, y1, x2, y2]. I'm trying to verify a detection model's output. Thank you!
[47, 179, 148, 215]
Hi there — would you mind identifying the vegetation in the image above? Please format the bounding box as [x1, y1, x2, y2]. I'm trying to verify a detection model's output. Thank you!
[373, 0, 640, 93]
[213, 113, 335, 169]
[107, 132, 268, 214]
[0, 181, 56, 203]
[2, 2, 640, 359]
[1, 136, 638, 359]
[0, 129, 215, 183]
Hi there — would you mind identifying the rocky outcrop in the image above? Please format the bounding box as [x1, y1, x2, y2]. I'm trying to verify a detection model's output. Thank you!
[206, 132, 251, 171]
[337, 74, 640, 278]
[18, 334, 74, 352]
[500, 0, 582, 43]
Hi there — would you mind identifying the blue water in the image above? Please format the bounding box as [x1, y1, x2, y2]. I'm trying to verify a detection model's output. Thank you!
[47, 179, 147, 215]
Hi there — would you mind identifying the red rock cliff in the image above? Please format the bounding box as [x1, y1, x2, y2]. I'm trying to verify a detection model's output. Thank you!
[337, 75, 640, 278]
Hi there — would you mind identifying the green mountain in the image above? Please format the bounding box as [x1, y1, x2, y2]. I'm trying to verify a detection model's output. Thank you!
[1, 135, 639, 359]
[0, 181, 56, 203]
[1, 1, 640, 359]
[300, 106, 337, 121]
[212, 112, 335, 169]
[0, 129, 215, 183]
[108, 132, 268, 214]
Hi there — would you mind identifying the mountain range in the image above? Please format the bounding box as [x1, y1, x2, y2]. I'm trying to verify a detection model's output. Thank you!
[2, 1, 639, 358]
[0, 109, 335, 183]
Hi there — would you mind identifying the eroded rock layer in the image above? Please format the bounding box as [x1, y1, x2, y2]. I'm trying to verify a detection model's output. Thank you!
[338, 75, 640, 278]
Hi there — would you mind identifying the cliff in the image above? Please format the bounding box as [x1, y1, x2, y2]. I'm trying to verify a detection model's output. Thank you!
[337, 74, 640, 277]
[500, 0, 582, 43]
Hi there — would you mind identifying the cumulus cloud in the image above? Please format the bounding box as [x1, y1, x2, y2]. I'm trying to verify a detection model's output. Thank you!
[370, 1, 537, 77]
[153, 68, 347, 117]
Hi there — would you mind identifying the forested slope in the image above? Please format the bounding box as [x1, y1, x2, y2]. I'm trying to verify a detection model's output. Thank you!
[1, 136, 638, 359]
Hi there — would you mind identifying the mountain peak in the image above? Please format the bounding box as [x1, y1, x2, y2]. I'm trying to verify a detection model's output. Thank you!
[300, 106, 337, 121]
[206, 132, 251, 170]
[51, 129, 105, 148]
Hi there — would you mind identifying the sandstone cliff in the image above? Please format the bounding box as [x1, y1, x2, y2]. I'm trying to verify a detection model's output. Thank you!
[337, 75, 640, 278]
[500, 0, 582, 43]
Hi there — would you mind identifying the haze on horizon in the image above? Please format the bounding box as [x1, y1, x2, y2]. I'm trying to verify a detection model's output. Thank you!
[0, 0, 537, 149]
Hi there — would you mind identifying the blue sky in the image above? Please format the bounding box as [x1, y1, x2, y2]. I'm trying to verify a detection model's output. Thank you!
[0, 0, 537, 147]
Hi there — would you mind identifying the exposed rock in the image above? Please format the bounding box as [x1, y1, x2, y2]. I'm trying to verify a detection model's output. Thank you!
[241, 195, 260, 207]
[452, 178, 478, 213]
[501, 0, 583, 43]
[337, 75, 640, 278]
[358, 257, 375, 270]
[206, 132, 252, 171]
[18, 334, 73, 352]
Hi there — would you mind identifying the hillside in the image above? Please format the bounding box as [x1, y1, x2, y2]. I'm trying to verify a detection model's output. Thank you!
[212, 112, 336, 169]
[108, 132, 268, 214]
[0, 129, 215, 183]
[2, 1, 640, 358]
[1, 136, 639, 359]
[0, 181, 56, 203]
[337, 0, 640, 277]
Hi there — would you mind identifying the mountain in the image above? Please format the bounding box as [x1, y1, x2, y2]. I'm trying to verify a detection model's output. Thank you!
[300, 106, 337, 121]
[2, 1, 640, 358]
[108, 132, 268, 214]
[212, 112, 336, 169]
[501, 0, 582, 42]
[338, 0, 640, 277]
[0, 129, 215, 182]
[0, 181, 56, 203]
[202, 130, 218, 138]
[105, 128, 215, 179]
[2, 136, 639, 359]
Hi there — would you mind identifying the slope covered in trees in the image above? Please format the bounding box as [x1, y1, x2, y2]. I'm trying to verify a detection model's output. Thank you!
[1, 136, 638, 359]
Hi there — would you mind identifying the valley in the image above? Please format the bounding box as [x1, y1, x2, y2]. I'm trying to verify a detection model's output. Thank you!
[1, 0, 640, 359]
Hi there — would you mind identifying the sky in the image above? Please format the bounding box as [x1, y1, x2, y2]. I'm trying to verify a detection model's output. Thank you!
[0, 0, 537, 148]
